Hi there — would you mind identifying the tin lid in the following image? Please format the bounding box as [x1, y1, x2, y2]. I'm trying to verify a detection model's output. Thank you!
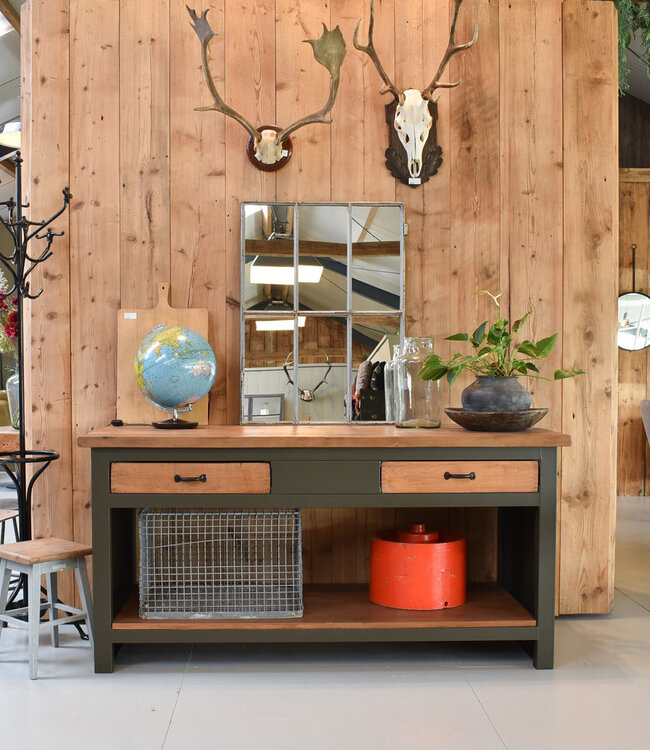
[396, 523, 440, 543]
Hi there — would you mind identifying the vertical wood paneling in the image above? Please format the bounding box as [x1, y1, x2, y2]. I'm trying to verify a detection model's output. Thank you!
[170, 1, 227, 422]
[69, 0, 121, 579]
[224, 0, 276, 424]
[448, 0, 500, 403]
[420, 0, 452, 398]
[617, 181, 650, 495]
[275, 0, 331, 201]
[119, 0, 170, 308]
[561, 0, 618, 614]
[330, 0, 395, 202]
[24, 0, 619, 613]
[24, 0, 73, 601]
[500, 0, 563, 430]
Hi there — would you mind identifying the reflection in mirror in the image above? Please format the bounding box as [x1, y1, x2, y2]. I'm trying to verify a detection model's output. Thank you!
[298, 205, 348, 312]
[351, 316, 401, 422]
[243, 203, 296, 312]
[242, 315, 297, 423]
[618, 292, 650, 351]
[241, 202, 404, 423]
[351, 204, 401, 314]
[296, 316, 349, 423]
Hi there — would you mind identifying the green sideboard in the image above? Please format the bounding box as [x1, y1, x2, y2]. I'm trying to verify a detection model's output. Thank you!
[79, 424, 570, 672]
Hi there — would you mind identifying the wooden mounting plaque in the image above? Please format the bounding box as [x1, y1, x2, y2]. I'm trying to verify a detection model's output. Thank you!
[116, 282, 210, 425]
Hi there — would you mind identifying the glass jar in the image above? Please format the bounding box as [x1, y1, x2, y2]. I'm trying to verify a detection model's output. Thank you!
[6, 372, 19, 429]
[383, 344, 401, 422]
[394, 337, 441, 428]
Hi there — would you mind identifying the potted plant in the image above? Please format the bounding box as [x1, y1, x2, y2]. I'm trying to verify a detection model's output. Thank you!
[417, 291, 583, 428]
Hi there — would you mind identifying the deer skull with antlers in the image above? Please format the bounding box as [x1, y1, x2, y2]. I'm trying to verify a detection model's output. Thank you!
[354, 0, 478, 187]
[187, 6, 346, 170]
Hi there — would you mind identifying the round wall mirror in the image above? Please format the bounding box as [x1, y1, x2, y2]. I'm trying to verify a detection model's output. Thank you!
[618, 292, 650, 351]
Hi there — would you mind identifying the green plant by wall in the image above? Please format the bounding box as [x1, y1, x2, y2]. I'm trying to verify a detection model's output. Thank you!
[615, 0, 650, 94]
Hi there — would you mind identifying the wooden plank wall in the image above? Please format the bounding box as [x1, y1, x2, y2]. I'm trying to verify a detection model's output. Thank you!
[22, 0, 618, 613]
[618, 174, 650, 495]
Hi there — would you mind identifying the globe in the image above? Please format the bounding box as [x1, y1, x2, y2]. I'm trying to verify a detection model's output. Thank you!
[134, 325, 216, 427]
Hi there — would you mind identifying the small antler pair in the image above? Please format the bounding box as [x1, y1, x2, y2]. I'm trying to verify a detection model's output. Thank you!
[283, 351, 332, 402]
[187, 6, 346, 169]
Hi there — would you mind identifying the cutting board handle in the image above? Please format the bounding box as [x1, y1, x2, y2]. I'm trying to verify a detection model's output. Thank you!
[154, 282, 171, 310]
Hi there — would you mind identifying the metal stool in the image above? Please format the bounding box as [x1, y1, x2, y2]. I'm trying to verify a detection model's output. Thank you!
[0, 537, 93, 679]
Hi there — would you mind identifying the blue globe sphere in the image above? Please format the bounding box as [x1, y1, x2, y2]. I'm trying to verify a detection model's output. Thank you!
[134, 325, 216, 412]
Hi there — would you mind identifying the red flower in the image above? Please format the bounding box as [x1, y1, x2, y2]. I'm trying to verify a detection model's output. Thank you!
[4, 321, 17, 339]
[7, 311, 17, 324]
[11, 297, 17, 306]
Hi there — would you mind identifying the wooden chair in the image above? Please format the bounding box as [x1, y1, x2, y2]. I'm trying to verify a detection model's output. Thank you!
[0, 537, 93, 679]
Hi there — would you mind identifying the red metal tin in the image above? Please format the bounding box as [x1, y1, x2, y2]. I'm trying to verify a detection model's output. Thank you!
[369, 525, 466, 610]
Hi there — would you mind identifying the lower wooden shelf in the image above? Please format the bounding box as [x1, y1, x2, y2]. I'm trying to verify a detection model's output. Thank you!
[112, 583, 536, 631]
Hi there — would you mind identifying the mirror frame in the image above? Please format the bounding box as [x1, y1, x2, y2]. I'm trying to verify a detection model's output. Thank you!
[618, 291, 650, 351]
[240, 201, 405, 424]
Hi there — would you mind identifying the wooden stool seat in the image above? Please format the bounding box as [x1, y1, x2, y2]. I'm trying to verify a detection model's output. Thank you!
[0, 536, 94, 679]
[0, 537, 92, 565]
[0, 509, 18, 524]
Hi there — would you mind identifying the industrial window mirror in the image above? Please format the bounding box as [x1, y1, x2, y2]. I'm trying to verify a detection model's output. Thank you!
[241, 202, 405, 423]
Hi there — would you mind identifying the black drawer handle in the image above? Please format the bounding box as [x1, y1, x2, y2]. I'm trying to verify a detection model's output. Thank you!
[174, 474, 207, 483]
[444, 471, 476, 481]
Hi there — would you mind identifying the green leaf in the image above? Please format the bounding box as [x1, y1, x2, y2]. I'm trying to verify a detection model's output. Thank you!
[445, 333, 469, 341]
[487, 323, 506, 345]
[447, 368, 463, 387]
[553, 369, 585, 380]
[512, 311, 532, 333]
[477, 346, 493, 358]
[534, 334, 558, 358]
[517, 340, 539, 357]
[525, 362, 540, 373]
[470, 321, 488, 347]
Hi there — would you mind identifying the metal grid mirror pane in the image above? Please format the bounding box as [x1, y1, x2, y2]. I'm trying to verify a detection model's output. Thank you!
[241, 202, 405, 424]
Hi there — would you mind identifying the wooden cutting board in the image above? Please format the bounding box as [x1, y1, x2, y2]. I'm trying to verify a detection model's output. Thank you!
[116, 282, 210, 424]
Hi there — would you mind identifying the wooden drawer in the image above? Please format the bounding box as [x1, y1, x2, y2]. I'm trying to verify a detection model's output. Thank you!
[381, 461, 538, 493]
[110, 462, 271, 494]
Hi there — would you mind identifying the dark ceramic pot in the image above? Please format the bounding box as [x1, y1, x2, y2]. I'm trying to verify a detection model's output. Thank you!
[461, 376, 532, 413]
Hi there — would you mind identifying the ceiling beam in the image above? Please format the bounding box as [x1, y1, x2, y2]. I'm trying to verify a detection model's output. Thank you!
[356, 206, 378, 243]
[245, 239, 400, 258]
[0, 0, 20, 34]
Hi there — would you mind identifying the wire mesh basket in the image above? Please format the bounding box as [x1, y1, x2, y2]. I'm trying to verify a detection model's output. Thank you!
[139, 508, 303, 619]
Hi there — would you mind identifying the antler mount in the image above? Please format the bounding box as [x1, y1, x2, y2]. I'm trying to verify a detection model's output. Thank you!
[187, 6, 346, 171]
[354, 0, 478, 187]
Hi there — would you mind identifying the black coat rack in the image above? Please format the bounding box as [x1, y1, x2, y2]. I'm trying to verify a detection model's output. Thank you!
[0, 150, 70, 607]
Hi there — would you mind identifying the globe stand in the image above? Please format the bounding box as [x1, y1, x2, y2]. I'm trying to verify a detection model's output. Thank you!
[152, 418, 198, 430]
[151, 406, 198, 430]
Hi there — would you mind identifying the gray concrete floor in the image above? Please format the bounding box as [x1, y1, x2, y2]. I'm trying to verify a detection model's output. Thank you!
[0, 495, 648, 749]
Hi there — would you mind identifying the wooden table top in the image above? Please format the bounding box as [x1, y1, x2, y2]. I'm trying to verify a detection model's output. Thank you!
[78, 424, 571, 449]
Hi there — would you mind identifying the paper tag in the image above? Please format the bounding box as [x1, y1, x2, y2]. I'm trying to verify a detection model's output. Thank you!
[124, 312, 137, 320]
[408, 177, 421, 185]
